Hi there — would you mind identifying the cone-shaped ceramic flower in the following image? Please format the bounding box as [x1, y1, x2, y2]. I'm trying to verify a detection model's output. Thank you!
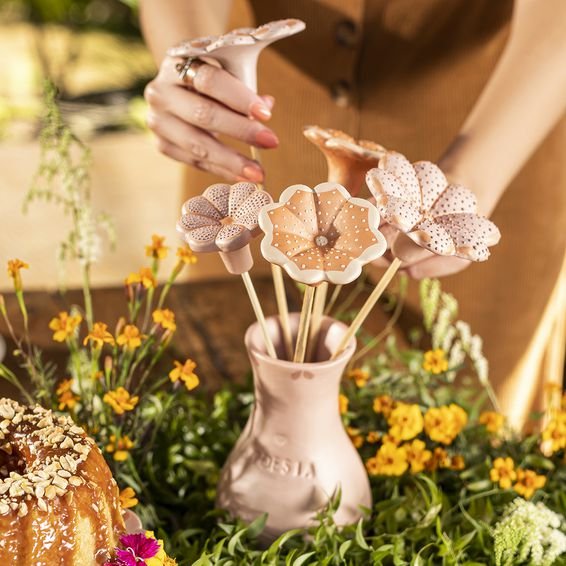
[177, 182, 272, 274]
[259, 182, 387, 285]
[366, 152, 500, 261]
[168, 19, 306, 92]
[304, 125, 386, 196]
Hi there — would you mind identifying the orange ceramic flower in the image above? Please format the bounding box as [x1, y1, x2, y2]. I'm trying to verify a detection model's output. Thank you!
[259, 182, 387, 285]
[366, 152, 500, 261]
[303, 125, 385, 196]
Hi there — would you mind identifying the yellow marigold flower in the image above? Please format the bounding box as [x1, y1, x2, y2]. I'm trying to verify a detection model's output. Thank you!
[426, 447, 451, 471]
[541, 413, 566, 454]
[490, 457, 517, 489]
[83, 322, 115, 348]
[119, 487, 138, 509]
[103, 387, 139, 415]
[404, 439, 432, 474]
[338, 393, 349, 415]
[56, 379, 79, 411]
[145, 530, 169, 566]
[373, 394, 394, 417]
[48, 311, 82, 342]
[346, 427, 364, 448]
[365, 456, 380, 476]
[177, 246, 198, 265]
[370, 442, 408, 476]
[152, 309, 177, 332]
[146, 234, 169, 260]
[347, 368, 369, 388]
[387, 402, 424, 442]
[169, 359, 200, 391]
[366, 431, 380, 444]
[513, 468, 546, 499]
[7, 259, 29, 291]
[125, 267, 157, 289]
[479, 411, 505, 434]
[424, 404, 468, 445]
[422, 348, 449, 374]
[116, 324, 144, 350]
[106, 434, 134, 462]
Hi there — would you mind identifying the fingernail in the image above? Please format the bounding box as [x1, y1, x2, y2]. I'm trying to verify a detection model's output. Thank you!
[242, 164, 264, 182]
[255, 129, 279, 148]
[250, 102, 272, 121]
[261, 95, 275, 110]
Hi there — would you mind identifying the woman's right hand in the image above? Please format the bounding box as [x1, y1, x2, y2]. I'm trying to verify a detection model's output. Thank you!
[144, 55, 278, 183]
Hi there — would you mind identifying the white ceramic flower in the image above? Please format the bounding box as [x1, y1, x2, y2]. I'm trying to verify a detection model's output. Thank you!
[259, 182, 387, 285]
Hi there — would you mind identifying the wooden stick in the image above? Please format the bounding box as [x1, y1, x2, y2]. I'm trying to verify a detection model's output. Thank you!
[324, 284, 343, 316]
[241, 271, 277, 359]
[271, 264, 293, 360]
[293, 285, 316, 363]
[306, 282, 328, 362]
[330, 258, 402, 360]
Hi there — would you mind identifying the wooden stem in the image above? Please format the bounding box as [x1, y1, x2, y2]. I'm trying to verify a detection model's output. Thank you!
[306, 282, 328, 362]
[271, 264, 293, 360]
[330, 258, 402, 360]
[324, 284, 343, 315]
[241, 271, 277, 359]
[293, 285, 316, 363]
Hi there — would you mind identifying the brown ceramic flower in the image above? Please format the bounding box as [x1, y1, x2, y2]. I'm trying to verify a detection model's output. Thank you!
[259, 182, 387, 285]
[366, 152, 500, 261]
[303, 126, 386, 197]
[177, 182, 272, 273]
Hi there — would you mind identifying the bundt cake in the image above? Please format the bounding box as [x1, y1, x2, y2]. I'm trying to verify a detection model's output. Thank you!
[0, 397, 125, 564]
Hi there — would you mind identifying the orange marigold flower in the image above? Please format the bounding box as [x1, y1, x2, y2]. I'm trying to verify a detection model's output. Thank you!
[346, 427, 364, 448]
[513, 468, 546, 499]
[48, 311, 82, 342]
[116, 324, 144, 350]
[152, 309, 177, 332]
[372, 394, 394, 417]
[119, 487, 138, 509]
[103, 387, 139, 415]
[422, 348, 449, 374]
[404, 439, 432, 473]
[450, 455, 465, 471]
[424, 404, 468, 445]
[169, 359, 199, 391]
[366, 431, 381, 444]
[347, 368, 369, 388]
[7, 259, 29, 291]
[176, 246, 198, 265]
[426, 447, 451, 471]
[338, 393, 349, 415]
[479, 411, 505, 434]
[387, 402, 424, 442]
[83, 322, 115, 348]
[490, 457, 517, 489]
[106, 434, 134, 462]
[146, 234, 169, 260]
[369, 442, 408, 476]
[56, 379, 79, 411]
[125, 267, 156, 289]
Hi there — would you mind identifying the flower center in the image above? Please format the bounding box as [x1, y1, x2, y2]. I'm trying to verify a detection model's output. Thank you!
[220, 216, 234, 226]
[314, 235, 329, 247]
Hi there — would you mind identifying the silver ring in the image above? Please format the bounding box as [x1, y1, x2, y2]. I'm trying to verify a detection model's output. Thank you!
[175, 57, 204, 87]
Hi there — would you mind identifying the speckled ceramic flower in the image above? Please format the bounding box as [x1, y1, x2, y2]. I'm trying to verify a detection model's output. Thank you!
[304, 125, 386, 196]
[259, 182, 387, 285]
[177, 182, 272, 274]
[366, 152, 500, 261]
[168, 19, 306, 91]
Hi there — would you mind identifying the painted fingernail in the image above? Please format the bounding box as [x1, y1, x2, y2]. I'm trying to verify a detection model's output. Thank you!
[242, 164, 264, 182]
[255, 129, 279, 148]
[261, 95, 275, 110]
[250, 102, 272, 121]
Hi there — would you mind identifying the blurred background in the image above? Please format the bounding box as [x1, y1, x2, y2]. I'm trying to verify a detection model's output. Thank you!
[0, 0, 184, 290]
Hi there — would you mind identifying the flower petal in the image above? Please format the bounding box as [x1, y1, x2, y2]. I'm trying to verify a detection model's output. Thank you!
[177, 213, 219, 233]
[182, 196, 223, 221]
[380, 152, 421, 203]
[203, 183, 231, 216]
[431, 184, 478, 216]
[181, 225, 221, 252]
[215, 223, 251, 252]
[229, 182, 257, 216]
[314, 186, 348, 234]
[413, 161, 447, 211]
[232, 189, 273, 229]
[405, 219, 456, 256]
[333, 202, 380, 255]
[283, 187, 319, 235]
[378, 196, 422, 232]
[366, 168, 406, 202]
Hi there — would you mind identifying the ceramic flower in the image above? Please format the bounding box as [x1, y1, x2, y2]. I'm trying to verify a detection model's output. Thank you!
[304, 125, 386, 196]
[177, 182, 272, 274]
[366, 152, 500, 261]
[168, 19, 306, 92]
[259, 182, 387, 285]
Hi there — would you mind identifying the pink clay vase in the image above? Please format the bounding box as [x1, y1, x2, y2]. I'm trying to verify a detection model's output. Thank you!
[216, 314, 372, 542]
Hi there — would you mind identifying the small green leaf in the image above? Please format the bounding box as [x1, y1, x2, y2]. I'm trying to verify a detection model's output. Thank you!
[355, 518, 370, 550]
[292, 551, 316, 566]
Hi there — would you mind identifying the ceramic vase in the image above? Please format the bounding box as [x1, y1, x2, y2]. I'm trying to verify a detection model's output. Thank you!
[216, 314, 371, 542]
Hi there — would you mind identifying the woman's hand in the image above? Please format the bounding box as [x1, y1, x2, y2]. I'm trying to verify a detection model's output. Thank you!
[144, 56, 278, 182]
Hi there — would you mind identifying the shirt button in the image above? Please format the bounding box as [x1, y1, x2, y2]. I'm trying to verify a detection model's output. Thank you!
[335, 19, 359, 48]
[331, 80, 351, 107]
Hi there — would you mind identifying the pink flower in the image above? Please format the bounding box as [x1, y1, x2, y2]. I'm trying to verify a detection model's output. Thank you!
[104, 532, 161, 565]
[366, 152, 500, 261]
